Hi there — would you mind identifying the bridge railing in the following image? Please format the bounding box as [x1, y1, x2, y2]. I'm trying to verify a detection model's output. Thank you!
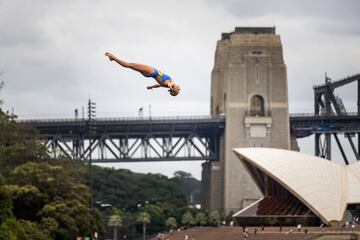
[16, 112, 360, 124]
[17, 115, 222, 123]
[289, 112, 360, 117]
[289, 113, 314, 117]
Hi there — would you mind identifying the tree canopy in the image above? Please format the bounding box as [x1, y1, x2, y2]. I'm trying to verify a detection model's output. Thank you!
[0, 110, 103, 239]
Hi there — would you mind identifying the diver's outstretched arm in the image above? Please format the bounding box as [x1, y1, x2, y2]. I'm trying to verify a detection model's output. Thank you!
[147, 84, 161, 90]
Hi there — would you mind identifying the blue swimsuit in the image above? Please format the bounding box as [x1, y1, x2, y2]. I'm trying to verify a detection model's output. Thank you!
[142, 67, 172, 82]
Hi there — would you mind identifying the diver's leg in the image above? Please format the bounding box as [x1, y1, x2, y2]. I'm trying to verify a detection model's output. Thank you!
[105, 52, 154, 76]
[127, 62, 154, 76]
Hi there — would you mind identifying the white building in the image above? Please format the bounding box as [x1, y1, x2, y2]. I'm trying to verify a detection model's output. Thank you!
[233, 148, 360, 226]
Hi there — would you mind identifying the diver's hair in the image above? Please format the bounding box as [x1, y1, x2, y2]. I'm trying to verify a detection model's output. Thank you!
[170, 90, 179, 96]
[169, 84, 180, 96]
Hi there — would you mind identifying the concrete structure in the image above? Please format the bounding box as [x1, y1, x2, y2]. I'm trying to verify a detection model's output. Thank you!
[233, 148, 360, 226]
[203, 27, 290, 212]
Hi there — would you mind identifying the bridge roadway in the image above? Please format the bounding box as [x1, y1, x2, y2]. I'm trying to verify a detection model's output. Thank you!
[18, 113, 360, 162]
[289, 112, 360, 134]
[19, 115, 225, 138]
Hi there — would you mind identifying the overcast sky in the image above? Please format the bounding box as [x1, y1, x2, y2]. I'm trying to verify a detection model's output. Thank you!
[1, 0, 360, 179]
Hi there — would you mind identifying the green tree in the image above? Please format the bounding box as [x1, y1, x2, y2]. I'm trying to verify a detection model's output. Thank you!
[181, 212, 194, 227]
[194, 212, 207, 226]
[0, 111, 48, 176]
[6, 162, 100, 239]
[208, 211, 221, 226]
[0, 108, 105, 239]
[0, 218, 50, 240]
[0, 184, 13, 224]
[108, 209, 123, 240]
[0, 219, 25, 240]
[165, 217, 177, 230]
[3, 184, 43, 221]
[173, 171, 192, 179]
[143, 204, 165, 234]
[19, 220, 51, 240]
[137, 212, 150, 240]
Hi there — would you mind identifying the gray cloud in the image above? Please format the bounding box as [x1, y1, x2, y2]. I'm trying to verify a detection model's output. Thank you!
[0, 1, 51, 47]
[205, 0, 360, 36]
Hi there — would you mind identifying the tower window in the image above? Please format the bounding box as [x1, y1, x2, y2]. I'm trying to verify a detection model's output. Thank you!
[250, 95, 265, 116]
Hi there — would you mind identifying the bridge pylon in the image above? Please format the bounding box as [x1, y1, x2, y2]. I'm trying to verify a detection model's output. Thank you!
[203, 27, 291, 213]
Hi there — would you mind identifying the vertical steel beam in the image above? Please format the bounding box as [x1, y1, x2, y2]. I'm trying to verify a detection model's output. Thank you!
[99, 138, 105, 160]
[329, 93, 342, 115]
[314, 93, 320, 116]
[325, 88, 333, 161]
[314, 85, 320, 157]
[346, 134, 360, 160]
[325, 88, 332, 116]
[325, 133, 331, 160]
[334, 133, 349, 165]
[315, 133, 320, 157]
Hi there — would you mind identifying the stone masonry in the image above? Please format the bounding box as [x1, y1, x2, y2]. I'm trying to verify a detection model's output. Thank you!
[203, 27, 291, 213]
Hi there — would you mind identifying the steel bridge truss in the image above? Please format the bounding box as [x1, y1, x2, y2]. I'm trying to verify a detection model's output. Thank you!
[313, 73, 360, 163]
[315, 132, 360, 164]
[24, 117, 225, 163]
[43, 134, 217, 162]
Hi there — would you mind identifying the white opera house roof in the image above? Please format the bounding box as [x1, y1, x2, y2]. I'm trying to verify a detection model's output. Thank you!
[233, 148, 360, 225]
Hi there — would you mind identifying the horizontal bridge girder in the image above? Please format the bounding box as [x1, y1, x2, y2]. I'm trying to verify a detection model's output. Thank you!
[19, 116, 224, 162]
[19, 117, 225, 139]
[88, 157, 214, 163]
[290, 113, 360, 135]
[39, 131, 221, 163]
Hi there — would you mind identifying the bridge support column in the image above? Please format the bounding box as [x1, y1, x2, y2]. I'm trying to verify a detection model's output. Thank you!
[201, 161, 221, 210]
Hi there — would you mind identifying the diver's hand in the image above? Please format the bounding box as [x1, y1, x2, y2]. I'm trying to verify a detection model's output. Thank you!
[105, 52, 115, 61]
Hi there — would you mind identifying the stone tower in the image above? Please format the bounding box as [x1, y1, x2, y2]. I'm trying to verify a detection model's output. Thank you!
[204, 27, 290, 213]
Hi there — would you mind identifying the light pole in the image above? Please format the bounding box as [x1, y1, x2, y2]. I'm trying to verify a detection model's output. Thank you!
[87, 99, 96, 239]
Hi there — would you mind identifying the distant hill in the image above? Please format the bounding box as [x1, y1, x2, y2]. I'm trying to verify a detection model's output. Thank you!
[172, 171, 201, 205]
[92, 166, 188, 211]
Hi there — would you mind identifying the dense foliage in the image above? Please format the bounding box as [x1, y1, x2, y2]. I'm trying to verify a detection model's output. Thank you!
[0, 110, 103, 239]
[92, 167, 187, 211]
